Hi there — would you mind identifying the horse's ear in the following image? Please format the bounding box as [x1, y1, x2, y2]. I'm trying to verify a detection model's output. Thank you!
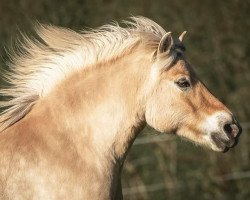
[178, 31, 187, 42]
[157, 32, 173, 54]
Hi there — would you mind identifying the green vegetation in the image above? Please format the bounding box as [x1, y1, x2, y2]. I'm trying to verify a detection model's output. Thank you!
[0, 0, 249, 199]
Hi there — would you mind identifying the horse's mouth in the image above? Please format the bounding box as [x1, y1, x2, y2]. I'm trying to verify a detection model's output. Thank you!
[210, 133, 239, 153]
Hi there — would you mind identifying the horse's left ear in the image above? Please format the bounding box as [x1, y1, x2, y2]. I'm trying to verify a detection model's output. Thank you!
[157, 32, 173, 54]
[178, 31, 187, 42]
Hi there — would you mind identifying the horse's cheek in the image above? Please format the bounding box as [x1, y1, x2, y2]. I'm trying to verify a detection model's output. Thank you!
[145, 98, 171, 133]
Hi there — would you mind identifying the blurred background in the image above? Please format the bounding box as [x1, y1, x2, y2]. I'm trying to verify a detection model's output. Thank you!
[0, 0, 249, 199]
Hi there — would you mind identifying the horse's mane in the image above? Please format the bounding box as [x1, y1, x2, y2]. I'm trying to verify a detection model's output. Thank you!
[0, 16, 167, 132]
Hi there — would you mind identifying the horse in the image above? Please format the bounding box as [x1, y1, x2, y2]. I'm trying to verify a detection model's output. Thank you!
[0, 17, 242, 200]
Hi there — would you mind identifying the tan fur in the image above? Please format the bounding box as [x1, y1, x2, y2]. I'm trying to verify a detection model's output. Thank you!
[0, 17, 240, 199]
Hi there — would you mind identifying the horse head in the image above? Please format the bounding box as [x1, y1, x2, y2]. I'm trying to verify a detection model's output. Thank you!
[145, 32, 242, 152]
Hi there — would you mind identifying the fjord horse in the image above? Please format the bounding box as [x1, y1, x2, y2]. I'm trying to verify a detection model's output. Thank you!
[0, 17, 241, 199]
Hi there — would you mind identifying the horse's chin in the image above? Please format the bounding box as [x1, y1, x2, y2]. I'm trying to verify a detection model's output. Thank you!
[174, 129, 237, 153]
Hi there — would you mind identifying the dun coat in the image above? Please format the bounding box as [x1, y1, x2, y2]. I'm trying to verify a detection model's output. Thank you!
[0, 17, 241, 199]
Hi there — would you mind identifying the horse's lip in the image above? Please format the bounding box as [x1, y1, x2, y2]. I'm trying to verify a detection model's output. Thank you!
[210, 133, 236, 152]
[222, 146, 230, 153]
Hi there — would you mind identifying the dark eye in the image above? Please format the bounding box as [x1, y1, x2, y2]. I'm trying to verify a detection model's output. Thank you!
[175, 77, 191, 90]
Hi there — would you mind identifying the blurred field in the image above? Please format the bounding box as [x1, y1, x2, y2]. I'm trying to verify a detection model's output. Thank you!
[0, 0, 249, 199]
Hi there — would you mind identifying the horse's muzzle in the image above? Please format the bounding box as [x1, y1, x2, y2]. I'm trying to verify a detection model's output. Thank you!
[211, 121, 242, 153]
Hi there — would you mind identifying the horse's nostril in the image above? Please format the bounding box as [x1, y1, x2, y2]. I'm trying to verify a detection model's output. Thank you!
[223, 123, 239, 138]
[223, 123, 232, 134]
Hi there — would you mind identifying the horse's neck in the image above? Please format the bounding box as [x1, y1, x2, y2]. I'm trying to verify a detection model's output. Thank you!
[42, 51, 151, 164]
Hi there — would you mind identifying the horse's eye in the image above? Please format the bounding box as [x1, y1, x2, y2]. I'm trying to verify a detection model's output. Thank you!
[175, 78, 191, 90]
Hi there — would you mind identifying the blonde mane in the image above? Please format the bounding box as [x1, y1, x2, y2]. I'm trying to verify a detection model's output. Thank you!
[0, 16, 168, 132]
